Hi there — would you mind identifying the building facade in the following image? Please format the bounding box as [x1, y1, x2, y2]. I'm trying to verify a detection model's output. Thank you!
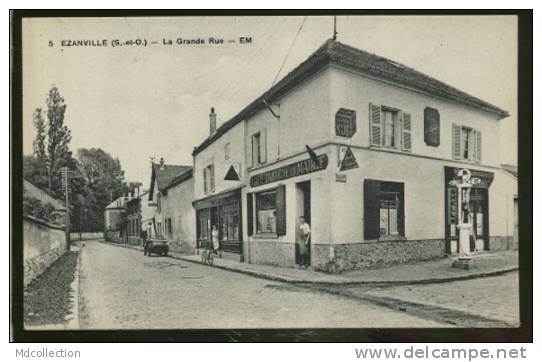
[104, 196, 131, 243]
[193, 39, 517, 271]
[147, 159, 196, 254]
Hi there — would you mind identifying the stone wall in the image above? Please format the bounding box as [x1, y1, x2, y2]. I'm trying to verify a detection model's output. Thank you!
[247, 240, 296, 267]
[489, 235, 516, 251]
[70, 232, 103, 241]
[104, 230, 123, 243]
[24, 215, 67, 286]
[313, 239, 447, 272]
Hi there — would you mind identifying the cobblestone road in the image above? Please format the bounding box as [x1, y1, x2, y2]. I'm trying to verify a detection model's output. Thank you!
[78, 241, 447, 329]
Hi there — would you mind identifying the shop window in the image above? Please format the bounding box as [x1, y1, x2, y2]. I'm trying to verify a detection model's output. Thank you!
[197, 209, 210, 241]
[256, 190, 277, 234]
[364, 180, 405, 240]
[219, 201, 240, 241]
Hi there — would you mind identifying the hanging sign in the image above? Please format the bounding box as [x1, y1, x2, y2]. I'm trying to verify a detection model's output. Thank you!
[335, 108, 357, 138]
[339, 146, 359, 171]
[250, 154, 328, 187]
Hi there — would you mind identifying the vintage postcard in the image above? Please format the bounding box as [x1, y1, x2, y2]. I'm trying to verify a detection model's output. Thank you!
[14, 13, 525, 340]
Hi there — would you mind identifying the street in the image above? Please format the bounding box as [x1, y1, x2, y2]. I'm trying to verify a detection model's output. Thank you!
[78, 241, 448, 329]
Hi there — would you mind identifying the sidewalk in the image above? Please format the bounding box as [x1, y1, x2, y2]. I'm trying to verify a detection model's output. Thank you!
[101, 240, 518, 286]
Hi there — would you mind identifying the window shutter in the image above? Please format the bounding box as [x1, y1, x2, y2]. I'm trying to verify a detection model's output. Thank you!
[248, 136, 253, 168]
[210, 165, 215, 192]
[475, 129, 482, 162]
[398, 183, 405, 237]
[275, 185, 287, 236]
[247, 193, 254, 236]
[260, 128, 267, 163]
[452, 123, 461, 159]
[203, 168, 208, 194]
[369, 103, 381, 146]
[364, 179, 380, 240]
[402, 112, 412, 151]
[468, 130, 475, 161]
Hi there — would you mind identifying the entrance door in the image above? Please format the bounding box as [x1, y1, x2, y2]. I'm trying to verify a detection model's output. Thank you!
[295, 181, 311, 265]
[470, 188, 489, 251]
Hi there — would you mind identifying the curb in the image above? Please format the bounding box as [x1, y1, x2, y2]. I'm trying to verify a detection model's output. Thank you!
[65, 247, 80, 329]
[100, 240, 518, 287]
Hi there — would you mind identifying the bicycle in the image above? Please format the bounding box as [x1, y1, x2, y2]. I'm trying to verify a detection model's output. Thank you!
[200, 247, 214, 266]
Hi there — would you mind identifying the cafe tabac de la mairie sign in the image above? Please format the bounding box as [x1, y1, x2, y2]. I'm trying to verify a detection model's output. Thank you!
[250, 154, 328, 187]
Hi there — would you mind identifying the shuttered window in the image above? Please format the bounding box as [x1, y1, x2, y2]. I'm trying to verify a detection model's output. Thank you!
[452, 123, 462, 159]
[364, 179, 405, 241]
[369, 103, 411, 152]
[276, 185, 287, 236]
[402, 112, 412, 151]
[209, 164, 215, 192]
[475, 130, 482, 162]
[453, 125, 481, 162]
[247, 193, 254, 236]
[369, 103, 382, 146]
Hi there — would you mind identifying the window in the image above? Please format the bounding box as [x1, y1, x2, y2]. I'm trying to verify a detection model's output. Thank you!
[203, 164, 215, 194]
[462, 127, 472, 160]
[369, 103, 411, 151]
[364, 180, 405, 240]
[424, 107, 440, 146]
[256, 190, 277, 234]
[225, 142, 231, 160]
[382, 109, 397, 147]
[252, 132, 261, 165]
[219, 201, 240, 241]
[452, 124, 481, 162]
[251, 129, 267, 167]
[157, 222, 162, 238]
[197, 209, 210, 241]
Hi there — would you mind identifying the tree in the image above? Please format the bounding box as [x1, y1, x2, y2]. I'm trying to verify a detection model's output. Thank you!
[32, 108, 46, 162]
[45, 86, 72, 191]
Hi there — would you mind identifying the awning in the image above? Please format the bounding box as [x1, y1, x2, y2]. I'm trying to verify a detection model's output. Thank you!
[192, 185, 244, 210]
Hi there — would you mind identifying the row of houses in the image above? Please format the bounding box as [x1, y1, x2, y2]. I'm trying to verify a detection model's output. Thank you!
[104, 39, 518, 271]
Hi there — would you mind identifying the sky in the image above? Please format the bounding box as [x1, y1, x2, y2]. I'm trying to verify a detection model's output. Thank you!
[22, 15, 518, 188]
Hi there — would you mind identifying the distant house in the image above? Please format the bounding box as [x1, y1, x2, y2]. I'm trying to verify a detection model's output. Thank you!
[23, 180, 67, 226]
[148, 158, 196, 254]
[104, 196, 131, 243]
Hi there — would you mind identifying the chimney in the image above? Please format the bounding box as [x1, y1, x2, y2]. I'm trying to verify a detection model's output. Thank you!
[159, 157, 165, 171]
[209, 107, 217, 136]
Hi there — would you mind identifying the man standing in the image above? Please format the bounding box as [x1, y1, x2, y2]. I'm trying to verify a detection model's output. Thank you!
[298, 216, 311, 267]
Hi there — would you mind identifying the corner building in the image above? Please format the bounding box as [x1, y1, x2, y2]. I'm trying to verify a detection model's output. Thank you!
[192, 40, 517, 270]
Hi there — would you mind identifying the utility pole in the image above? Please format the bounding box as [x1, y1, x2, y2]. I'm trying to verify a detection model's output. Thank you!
[61, 166, 71, 250]
[333, 16, 338, 41]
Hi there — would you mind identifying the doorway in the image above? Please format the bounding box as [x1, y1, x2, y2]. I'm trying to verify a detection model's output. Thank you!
[469, 188, 489, 251]
[295, 181, 311, 265]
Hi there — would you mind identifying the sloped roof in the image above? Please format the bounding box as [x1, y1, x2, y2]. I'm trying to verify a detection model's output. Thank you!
[105, 196, 131, 210]
[193, 39, 509, 156]
[151, 163, 191, 194]
[501, 164, 518, 178]
[163, 167, 193, 192]
[23, 180, 66, 211]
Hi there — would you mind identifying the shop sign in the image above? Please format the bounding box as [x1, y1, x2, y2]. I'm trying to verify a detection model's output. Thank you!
[447, 187, 458, 225]
[335, 108, 356, 138]
[339, 146, 359, 171]
[250, 154, 328, 187]
[335, 173, 347, 183]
